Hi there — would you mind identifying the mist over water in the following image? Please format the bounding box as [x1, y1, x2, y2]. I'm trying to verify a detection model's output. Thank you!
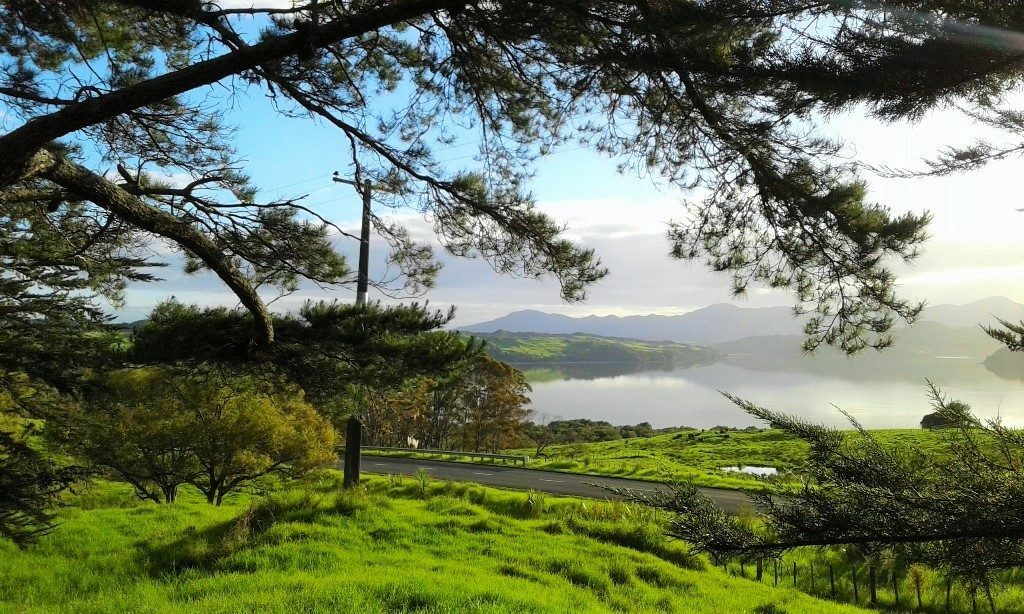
[525, 358, 1024, 429]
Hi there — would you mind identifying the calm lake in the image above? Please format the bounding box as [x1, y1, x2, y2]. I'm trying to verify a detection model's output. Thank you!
[524, 356, 1024, 429]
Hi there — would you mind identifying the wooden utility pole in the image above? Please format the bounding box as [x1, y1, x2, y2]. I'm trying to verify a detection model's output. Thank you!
[333, 172, 372, 488]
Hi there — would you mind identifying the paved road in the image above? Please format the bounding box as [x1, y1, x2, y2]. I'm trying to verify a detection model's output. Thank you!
[358, 456, 753, 514]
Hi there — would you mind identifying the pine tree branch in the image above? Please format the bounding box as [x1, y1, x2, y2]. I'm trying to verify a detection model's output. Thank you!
[24, 149, 275, 348]
[0, 0, 463, 185]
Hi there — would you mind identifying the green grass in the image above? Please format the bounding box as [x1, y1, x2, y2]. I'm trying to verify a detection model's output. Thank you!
[520, 368, 566, 383]
[488, 335, 570, 360]
[503, 428, 948, 491]
[473, 331, 715, 365]
[0, 473, 869, 613]
[763, 541, 1024, 613]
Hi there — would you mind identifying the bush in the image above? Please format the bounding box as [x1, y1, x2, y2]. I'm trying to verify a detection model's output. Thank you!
[68, 368, 338, 505]
[920, 411, 956, 429]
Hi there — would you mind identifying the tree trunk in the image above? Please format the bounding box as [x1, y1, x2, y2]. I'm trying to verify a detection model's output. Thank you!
[893, 572, 899, 609]
[869, 565, 877, 605]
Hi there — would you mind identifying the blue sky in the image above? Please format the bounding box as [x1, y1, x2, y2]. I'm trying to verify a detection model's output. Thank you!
[110, 6, 1024, 326]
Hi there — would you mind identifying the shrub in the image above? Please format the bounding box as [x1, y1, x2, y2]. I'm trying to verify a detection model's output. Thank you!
[69, 368, 338, 505]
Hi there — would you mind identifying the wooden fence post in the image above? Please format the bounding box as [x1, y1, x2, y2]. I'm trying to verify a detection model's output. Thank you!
[756, 559, 763, 582]
[793, 561, 798, 587]
[852, 568, 859, 604]
[343, 416, 362, 488]
[893, 573, 900, 609]
[740, 561, 745, 578]
[773, 560, 779, 587]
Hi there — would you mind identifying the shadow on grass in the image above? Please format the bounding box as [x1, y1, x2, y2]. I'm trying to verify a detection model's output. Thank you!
[142, 488, 368, 576]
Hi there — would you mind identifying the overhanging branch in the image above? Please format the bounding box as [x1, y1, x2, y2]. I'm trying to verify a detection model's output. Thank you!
[24, 149, 275, 348]
[0, 0, 462, 185]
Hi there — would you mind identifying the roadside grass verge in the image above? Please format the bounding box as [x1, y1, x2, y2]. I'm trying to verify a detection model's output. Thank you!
[0, 471, 869, 613]
[361, 428, 949, 491]
[754, 541, 1024, 613]
[501, 428, 948, 491]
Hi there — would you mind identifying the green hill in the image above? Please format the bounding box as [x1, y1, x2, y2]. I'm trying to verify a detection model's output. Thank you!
[475, 331, 719, 368]
[0, 473, 865, 614]
[984, 347, 1024, 379]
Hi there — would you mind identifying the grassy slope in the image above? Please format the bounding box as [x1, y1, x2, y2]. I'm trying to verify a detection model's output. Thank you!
[475, 332, 709, 363]
[0, 473, 867, 614]
[504, 428, 947, 491]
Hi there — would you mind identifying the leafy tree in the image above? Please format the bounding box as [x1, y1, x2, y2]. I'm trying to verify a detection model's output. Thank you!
[359, 378, 436, 447]
[423, 373, 469, 450]
[182, 373, 337, 505]
[66, 368, 337, 505]
[456, 356, 532, 452]
[920, 410, 957, 430]
[523, 418, 657, 452]
[66, 369, 200, 503]
[11, 0, 1021, 353]
[356, 355, 531, 452]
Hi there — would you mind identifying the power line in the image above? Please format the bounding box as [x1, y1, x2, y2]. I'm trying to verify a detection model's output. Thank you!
[304, 143, 591, 208]
[303, 193, 360, 207]
[258, 112, 604, 198]
[255, 172, 332, 195]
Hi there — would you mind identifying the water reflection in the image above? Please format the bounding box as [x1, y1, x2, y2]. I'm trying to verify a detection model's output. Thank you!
[524, 359, 1024, 430]
[722, 466, 778, 476]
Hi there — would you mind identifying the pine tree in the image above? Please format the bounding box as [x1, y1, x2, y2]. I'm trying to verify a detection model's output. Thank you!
[642, 380, 1024, 585]
[8, 1, 1019, 351]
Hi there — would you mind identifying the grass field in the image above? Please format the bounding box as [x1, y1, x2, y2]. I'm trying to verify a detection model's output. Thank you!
[506, 428, 944, 490]
[504, 428, 948, 490]
[361, 428, 947, 491]
[0, 472, 868, 613]
[478, 332, 682, 361]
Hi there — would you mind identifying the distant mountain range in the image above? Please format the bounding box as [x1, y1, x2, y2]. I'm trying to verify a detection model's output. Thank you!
[461, 297, 1024, 381]
[461, 304, 802, 345]
[461, 296, 1024, 348]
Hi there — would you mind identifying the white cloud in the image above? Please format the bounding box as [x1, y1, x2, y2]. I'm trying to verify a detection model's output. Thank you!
[115, 196, 1024, 327]
[111, 106, 1024, 325]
